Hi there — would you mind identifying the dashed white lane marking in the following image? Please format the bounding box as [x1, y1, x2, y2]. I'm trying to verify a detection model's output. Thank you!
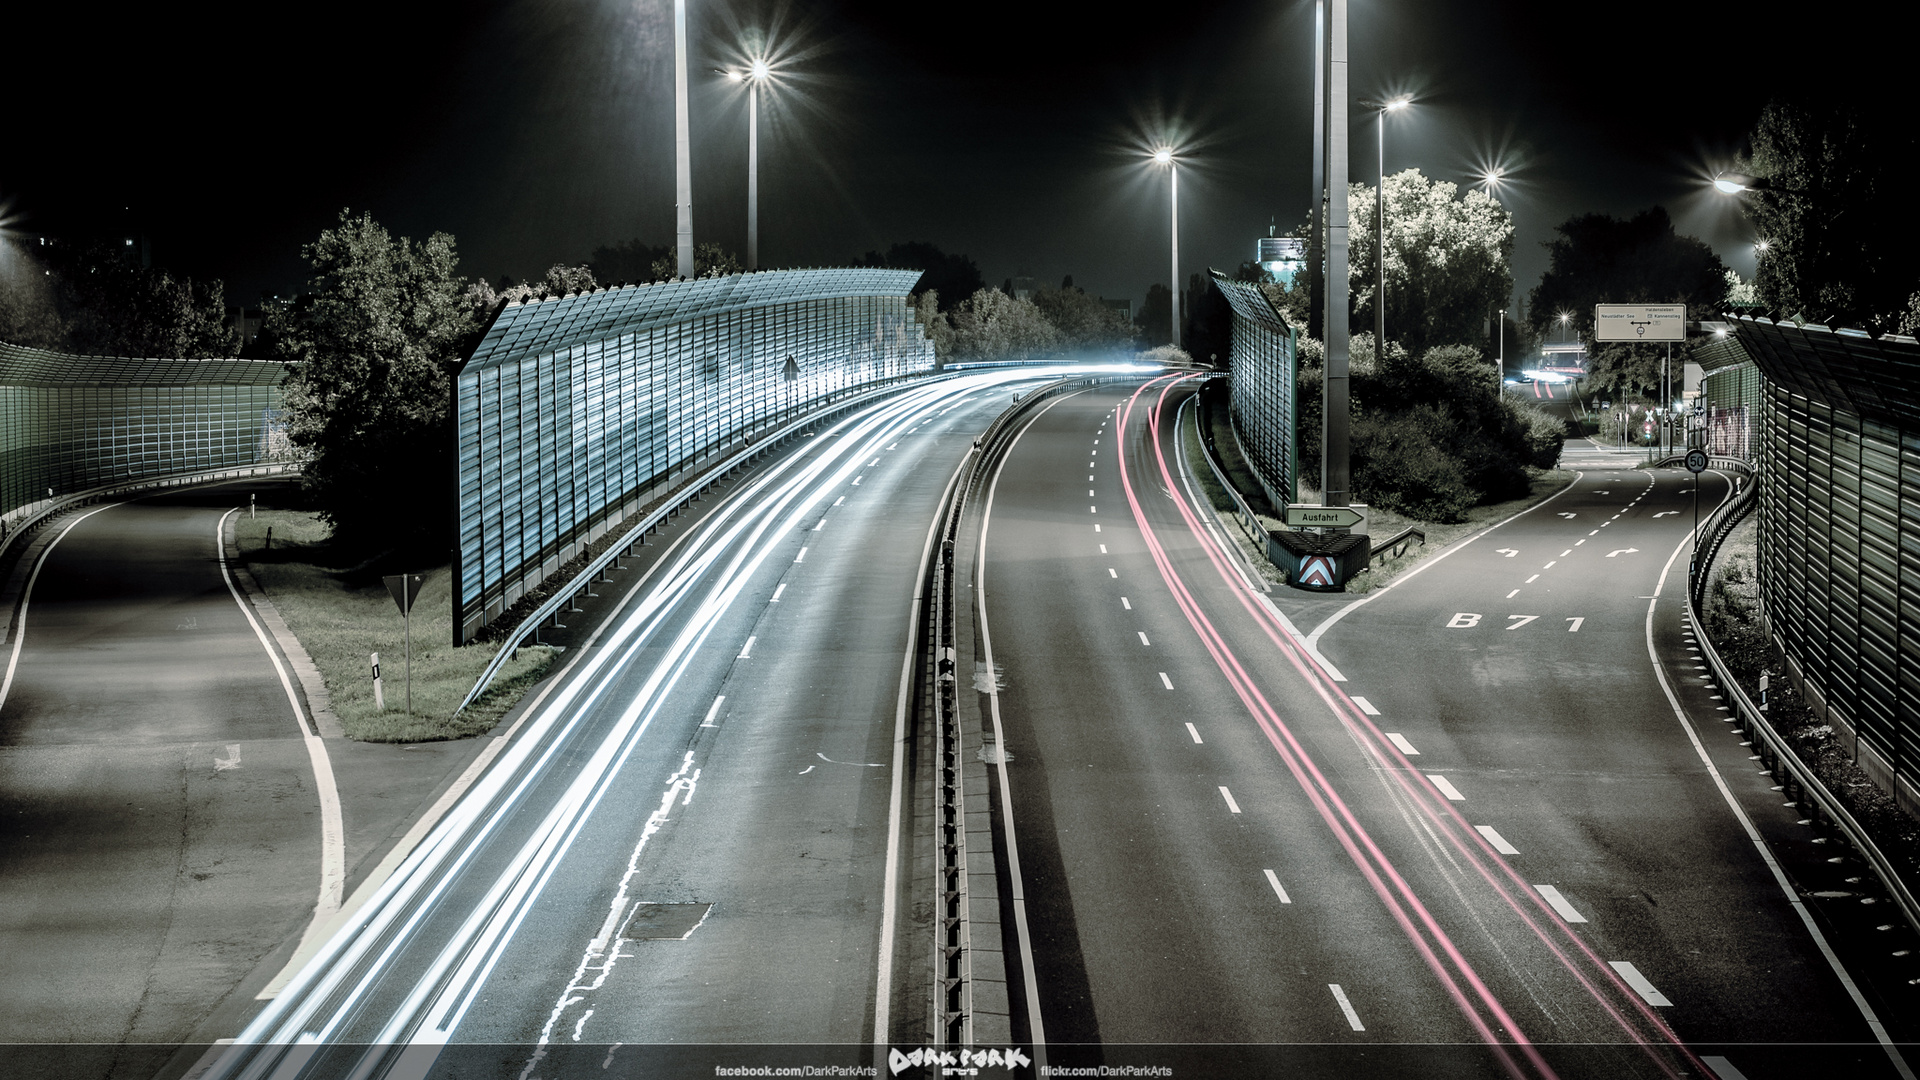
[1542, 561, 1556, 569]
[1426, 774, 1467, 801]
[701, 696, 725, 728]
[813, 519, 826, 531]
[770, 583, 786, 602]
[1608, 961, 1673, 1007]
[1506, 589, 1521, 599]
[1385, 733, 1419, 755]
[1100, 544, 1108, 553]
[1138, 632, 1151, 646]
[1263, 868, 1292, 904]
[1090, 505, 1097, 513]
[1525, 574, 1540, 583]
[1159, 672, 1174, 690]
[868, 458, 879, 466]
[1534, 884, 1588, 923]
[1185, 723, 1203, 744]
[886, 444, 897, 450]
[1701, 1055, 1753, 1080]
[1329, 984, 1365, 1031]
[1589, 529, 1599, 535]
[738, 637, 756, 659]
[853, 476, 863, 486]
[1219, 787, 1242, 814]
[794, 547, 808, 563]
[1574, 538, 1586, 546]
[1351, 696, 1380, 716]
[1476, 825, 1520, 854]
[1089, 489, 1096, 496]
[1559, 549, 1572, 557]
[1108, 568, 1117, 578]
[1120, 597, 1131, 609]
[833, 496, 845, 506]
[1094, 524, 1102, 533]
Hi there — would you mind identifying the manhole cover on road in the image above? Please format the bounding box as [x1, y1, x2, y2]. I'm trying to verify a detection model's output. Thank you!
[621, 902, 713, 940]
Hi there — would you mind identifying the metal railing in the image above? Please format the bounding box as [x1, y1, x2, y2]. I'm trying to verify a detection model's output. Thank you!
[1182, 392, 1270, 555]
[1687, 465, 1920, 939]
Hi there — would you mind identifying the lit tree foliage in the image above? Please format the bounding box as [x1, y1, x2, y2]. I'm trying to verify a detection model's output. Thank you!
[1346, 169, 1514, 357]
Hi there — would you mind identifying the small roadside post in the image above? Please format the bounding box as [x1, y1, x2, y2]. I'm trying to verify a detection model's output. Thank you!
[371, 652, 385, 711]
[383, 573, 427, 717]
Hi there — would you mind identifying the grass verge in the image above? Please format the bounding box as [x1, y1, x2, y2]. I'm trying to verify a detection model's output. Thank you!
[233, 509, 555, 742]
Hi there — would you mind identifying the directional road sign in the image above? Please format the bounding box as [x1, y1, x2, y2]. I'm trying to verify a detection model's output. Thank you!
[1594, 304, 1686, 342]
[1285, 503, 1368, 530]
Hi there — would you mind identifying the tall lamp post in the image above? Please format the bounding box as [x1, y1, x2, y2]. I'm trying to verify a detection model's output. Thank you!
[1370, 96, 1411, 359]
[1152, 147, 1180, 350]
[718, 59, 772, 270]
[672, 0, 694, 279]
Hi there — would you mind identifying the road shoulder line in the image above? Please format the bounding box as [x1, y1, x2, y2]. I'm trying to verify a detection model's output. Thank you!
[220, 511, 344, 738]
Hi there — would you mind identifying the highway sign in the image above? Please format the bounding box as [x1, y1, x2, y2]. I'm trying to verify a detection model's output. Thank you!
[1286, 503, 1368, 530]
[1594, 304, 1686, 342]
[1685, 449, 1708, 474]
[384, 573, 426, 615]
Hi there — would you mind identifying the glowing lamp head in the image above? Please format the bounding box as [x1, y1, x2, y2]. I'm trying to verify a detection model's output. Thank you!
[1152, 148, 1174, 165]
[749, 59, 770, 81]
[1384, 95, 1412, 112]
[1713, 173, 1756, 195]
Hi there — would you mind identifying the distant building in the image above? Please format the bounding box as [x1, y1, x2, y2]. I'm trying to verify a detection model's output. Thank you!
[1257, 229, 1306, 287]
[1100, 297, 1132, 322]
[1011, 276, 1035, 301]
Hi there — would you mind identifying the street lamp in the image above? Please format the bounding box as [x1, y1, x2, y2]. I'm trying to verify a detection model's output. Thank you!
[1369, 96, 1411, 360]
[716, 58, 773, 270]
[1150, 147, 1181, 350]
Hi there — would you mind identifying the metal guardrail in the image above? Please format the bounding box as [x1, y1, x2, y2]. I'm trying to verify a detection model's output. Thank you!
[1370, 526, 1425, 560]
[1, 460, 301, 560]
[1687, 465, 1920, 940]
[1182, 392, 1270, 554]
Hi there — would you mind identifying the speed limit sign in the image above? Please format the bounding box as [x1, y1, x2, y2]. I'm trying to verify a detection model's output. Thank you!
[1685, 448, 1708, 474]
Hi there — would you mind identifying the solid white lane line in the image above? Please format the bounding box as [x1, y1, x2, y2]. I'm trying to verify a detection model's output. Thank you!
[1351, 696, 1380, 716]
[738, 636, 756, 658]
[794, 547, 807, 563]
[0, 502, 115, 716]
[1329, 984, 1365, 1031]
[1533, 884, 1587, 923]
[1608, 961, 1673, 1007]
[1138, 632, 1151, 646]
[701, 695, 725, 727]
[770, 583, 786, 602]
[1120, 597, 1131, 609]
[1263, 868, 1292, 904]
[1476, 825, 1520, 854]
[1426, 774, 1466, 801]
[1185, 723, 1203, 744]
[1159, 672, 1174, 689]
[1385, 733, 1419, 755]
[1219, 787, 1242, 814]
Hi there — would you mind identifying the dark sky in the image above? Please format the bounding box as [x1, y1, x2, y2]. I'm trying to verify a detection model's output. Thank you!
[7, 0, 1902, 321]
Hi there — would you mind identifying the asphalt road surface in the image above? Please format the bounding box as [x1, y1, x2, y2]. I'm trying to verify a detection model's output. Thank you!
[972, 374, 1915, 1078]
[0, 485, 329, 1080]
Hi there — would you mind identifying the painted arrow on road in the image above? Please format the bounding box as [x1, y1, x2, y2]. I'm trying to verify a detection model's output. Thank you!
[1606, 548, 1639, 558]
[1496, 548, 1519, 558]
[1653, 511, 1679, 518]
[1557, 512, 1577, 518]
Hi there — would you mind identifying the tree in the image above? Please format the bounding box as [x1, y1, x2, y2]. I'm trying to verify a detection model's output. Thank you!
[269, 210, 479, 554]
[1737, 96, 1920, 333]
[0, 243, 66, 349]
[947, 288, 1059, 360]
[1029, 284, 1136, 352]
[650, 242, 742, 281]
[18, 239, 238, 357]
[1137, 283, 1172, 345]
[1526, 207, 1726, 342]
[855, 242, 984, 313]
[1347, 169, 1514, 357]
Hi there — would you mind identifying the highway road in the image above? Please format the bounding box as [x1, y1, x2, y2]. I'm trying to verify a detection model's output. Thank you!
[970, 373, 1916, 1077]
[0, 484, 334, 1080]
[199, 369, 1066, 1080]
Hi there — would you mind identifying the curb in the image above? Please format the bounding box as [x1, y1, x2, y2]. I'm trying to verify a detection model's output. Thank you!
[220, 512, 344, 738]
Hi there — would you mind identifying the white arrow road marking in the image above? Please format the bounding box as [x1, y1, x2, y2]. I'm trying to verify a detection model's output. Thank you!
[1653, 511, 1679, 518]
[1495, 548, 1519, 558]
[1606, 548, 1640, 558]
[1557, 512, 1577, 518]
[215, 744, 242, 772]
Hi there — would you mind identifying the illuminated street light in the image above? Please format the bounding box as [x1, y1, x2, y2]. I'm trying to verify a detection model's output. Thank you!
[1367, 95, 1412, 360]
[1149, 147, 1181, 349]
[714, 57, 775, 270]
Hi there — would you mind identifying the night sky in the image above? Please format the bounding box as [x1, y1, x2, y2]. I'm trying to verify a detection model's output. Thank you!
[7, 0, 1903, 324]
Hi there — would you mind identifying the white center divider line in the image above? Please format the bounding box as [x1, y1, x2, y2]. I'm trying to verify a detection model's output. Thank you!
[1094, 523, 1101, 533]
[700, 695, 725, 728]
[1608, 961, 1673, 1007]
[1219, 787, 1242, 814]
[1263, 868, 1292, 903]
[1426, 774, 1467, 801]
[1101, 545, 1109, 554]
[794, 547, 807, 563]
[1108, 568, 1118, 578]
[1120, 597, 1131, 609]
[1090, 505, 1097, 513]
[1089, 489, 1096, 496]
[770, 583, 786, 603]
[1506, 589, 1521, 599]
[737, 636, 756, 659]
[1351, 696, 1380, 716]
[1534, 884, 1587, 923]
[1525, 574, 1540, 583]
[1476, 825, 1520, 854]
[1385, 733, 1420, 755]
[1137, 632, 1151, 646]
[1185, 723, 1203, 744]
[1329, 984, 1365, 1031]
[1159, 672, 1174, 690]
